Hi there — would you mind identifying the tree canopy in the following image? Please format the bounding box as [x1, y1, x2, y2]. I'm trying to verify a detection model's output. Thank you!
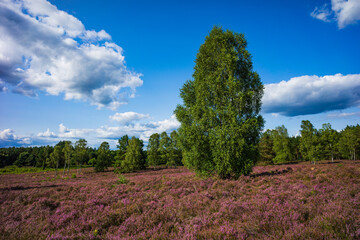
[95, 142, 112, 172]
[175, 26, 264, 179]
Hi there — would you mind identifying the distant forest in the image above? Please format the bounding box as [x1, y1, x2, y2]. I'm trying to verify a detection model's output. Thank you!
[0, 121, 359, 172]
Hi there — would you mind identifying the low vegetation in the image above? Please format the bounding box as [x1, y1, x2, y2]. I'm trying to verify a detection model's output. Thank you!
[0, 161, 358, 239]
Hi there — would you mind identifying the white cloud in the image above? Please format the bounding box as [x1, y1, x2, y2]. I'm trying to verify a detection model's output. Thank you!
[0, 129, 17, 141]
[147, 115, 180, 134]
[109, 112, 150, 124]
[58, 123, 94, 138]
[262, 73, 360, 116]
[311, 0, 360, 28]
[0, 129, 33, 147]
[311, 4, 332, 22]
[0, 0, 142, 110]
[37, 128, 57, 138]
[327, 111, 360, 117]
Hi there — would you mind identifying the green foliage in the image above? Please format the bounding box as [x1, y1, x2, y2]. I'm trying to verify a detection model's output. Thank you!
[71, 173, 77, 178]
[289, 136, 301, 162]
[117, 174, 129, 184]
[62, 141, 72, 174]
[114, 135, 129, 173]
[41, 146, 52, 169]
[121, 137, 146, 173]
[88, 158, 96, 167]
[0, 165, 54, 175]
[147, 133, 161, 167]
[300, 120, 321, 164]
[95, 142, 112, 172]
[14, 152, 30, 167]
[338, 125, 360, 160]
[319, 123, 339, 162]
[117, 135, 129, 152]
[49, 145, 62, 176]
[272, 125, 293, 164]
[159, 132, 171, 165]
[75, 139, 87, 171]
[167, 130, 183, 167]
[259, 130, 275, 164]
[175, 26, 264, 179]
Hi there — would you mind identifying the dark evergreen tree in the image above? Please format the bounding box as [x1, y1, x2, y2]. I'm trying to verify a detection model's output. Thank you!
[259, 130, 275, 164]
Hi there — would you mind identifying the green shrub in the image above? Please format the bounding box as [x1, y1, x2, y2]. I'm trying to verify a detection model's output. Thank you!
[117, 174, 128, 184]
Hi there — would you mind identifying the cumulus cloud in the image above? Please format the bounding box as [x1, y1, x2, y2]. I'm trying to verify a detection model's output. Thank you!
[58, 123, 94, 138]
[0, 0, 142, 109]
[262, 73, 360, 116]
[147, 115, 180, 134]
[0, 129, 31, 147]
[0, 129, 17, 141]
[37, 128, 57, 138]
[311, 0, 360, 28]
[109, 112, 150, 124]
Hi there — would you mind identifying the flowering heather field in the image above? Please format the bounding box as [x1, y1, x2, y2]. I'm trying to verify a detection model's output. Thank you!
[0, 161, 359, 239]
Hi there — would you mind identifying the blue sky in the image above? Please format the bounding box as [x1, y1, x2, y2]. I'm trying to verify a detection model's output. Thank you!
[0, 0, 359, 148]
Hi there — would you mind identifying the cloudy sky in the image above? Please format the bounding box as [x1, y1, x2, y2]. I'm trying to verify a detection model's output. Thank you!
[0, 0, 359, 148]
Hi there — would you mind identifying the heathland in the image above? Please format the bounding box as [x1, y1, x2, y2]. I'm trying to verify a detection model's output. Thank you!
[0, 160, 359, 239]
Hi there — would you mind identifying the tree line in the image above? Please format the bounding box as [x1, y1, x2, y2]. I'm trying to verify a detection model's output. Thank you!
[259, 121, 360, 165]
[0, 122, 359, 176]
[0, 131, 183, 175]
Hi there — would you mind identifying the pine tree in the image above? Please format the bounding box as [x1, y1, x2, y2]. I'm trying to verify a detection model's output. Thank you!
[259, 130, 275, 164]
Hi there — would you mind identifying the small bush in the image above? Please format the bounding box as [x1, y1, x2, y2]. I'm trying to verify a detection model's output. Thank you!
[117, 174, 128, 184]
[71, 173, 77, 179]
